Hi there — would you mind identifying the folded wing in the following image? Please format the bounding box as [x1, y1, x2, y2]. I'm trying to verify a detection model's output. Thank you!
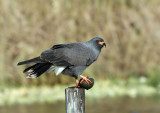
[40, 43, 96, 66]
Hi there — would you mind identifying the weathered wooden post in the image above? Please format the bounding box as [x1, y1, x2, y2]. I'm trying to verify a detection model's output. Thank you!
[65, 87, 85, 113]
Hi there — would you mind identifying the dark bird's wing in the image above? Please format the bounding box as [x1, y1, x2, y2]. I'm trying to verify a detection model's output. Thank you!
[17, 57, 46, 65]
[40, 43, 97, 66]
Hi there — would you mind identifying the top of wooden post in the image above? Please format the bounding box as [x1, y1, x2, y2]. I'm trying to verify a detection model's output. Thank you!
[65, 87, 85, 113]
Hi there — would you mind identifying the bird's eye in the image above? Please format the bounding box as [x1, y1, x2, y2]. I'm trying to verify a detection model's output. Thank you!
[96, 40, 99, 43]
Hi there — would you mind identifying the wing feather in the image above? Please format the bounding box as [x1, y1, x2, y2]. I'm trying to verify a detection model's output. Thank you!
[40, 43, 97, 66]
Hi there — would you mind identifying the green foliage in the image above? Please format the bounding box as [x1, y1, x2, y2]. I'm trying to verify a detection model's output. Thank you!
[147, 69, 160, 88]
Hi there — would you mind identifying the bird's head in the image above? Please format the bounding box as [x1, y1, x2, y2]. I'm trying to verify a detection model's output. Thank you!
[90, 37, 106, 49]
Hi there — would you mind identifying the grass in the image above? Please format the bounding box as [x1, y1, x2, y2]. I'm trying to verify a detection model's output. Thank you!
[0, 77, 159, 106]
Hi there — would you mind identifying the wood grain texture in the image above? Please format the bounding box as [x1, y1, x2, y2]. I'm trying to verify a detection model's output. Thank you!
[65, 87, 85, 113]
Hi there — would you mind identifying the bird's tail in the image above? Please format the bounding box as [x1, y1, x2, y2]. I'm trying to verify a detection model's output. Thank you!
[23, 63, 52, 78]
[17, 57, 45, 65]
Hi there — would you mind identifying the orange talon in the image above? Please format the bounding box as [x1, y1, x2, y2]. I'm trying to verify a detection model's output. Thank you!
[88, 79, 92, 84]
[80, 75, 92, 85]
[80, 79, 84, 84]
[86, 76, 92, 84]
[75, 80, 79, 88]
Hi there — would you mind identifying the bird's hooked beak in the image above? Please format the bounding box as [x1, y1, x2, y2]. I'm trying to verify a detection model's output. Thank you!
[98, 41, 106, 48]
[103, 42, 106, 48]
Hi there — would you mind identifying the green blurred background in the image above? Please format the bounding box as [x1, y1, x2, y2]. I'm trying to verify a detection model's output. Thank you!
[0, 0, 160, 113]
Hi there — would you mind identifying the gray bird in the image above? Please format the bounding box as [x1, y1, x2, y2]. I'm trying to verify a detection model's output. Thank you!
[17, 37, 106, 87]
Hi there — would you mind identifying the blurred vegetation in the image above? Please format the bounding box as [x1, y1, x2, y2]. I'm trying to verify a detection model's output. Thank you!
[0, 0, 160, 86]
[147, 68, 160, 88]
[0, 78, 159, 106]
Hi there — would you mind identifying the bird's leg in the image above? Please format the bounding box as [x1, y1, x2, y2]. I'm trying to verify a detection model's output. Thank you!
[75, 79, 79, 88]
[80, 75, 92, 85]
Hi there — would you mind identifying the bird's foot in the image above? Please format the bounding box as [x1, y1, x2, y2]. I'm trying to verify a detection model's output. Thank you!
[80, 75, 92, 85]
[75, 79, 79, 88]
